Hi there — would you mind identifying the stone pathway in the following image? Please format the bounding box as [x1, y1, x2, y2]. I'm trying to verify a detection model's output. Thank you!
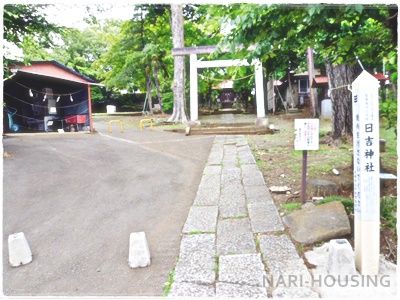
[169, 135, 319, 298]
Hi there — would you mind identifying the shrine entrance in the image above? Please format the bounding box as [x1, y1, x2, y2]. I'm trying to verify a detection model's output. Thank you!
[172, 46, 267, 124]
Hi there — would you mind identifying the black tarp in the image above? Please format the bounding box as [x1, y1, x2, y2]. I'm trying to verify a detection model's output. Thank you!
[4, 72, 90, 132]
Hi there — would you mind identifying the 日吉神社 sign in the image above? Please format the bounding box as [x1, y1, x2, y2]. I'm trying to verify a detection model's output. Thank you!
[352, 70, 380, 275]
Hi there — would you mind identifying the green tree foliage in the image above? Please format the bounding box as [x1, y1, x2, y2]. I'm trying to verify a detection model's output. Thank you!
[95, 7, 173, 110]
[3, 4, 60, 75]
[4, 4, 59, 46]
[218, 4, 395, 75]
[216, 4, 396, 139]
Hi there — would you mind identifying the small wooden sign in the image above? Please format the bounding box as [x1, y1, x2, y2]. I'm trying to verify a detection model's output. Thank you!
[294, 119, 319, 150]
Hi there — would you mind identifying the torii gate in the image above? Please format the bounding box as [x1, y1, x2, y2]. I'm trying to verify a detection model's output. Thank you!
[172, 46, 267, 125]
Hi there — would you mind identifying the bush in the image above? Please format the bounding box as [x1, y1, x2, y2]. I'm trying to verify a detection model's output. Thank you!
[380, 98, 397, 136]
[381, 196, 397, 230]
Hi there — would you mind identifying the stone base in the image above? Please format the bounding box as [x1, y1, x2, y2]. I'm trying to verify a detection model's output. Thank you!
[188, 120, 201, 127]
[255, 117, 268, 128]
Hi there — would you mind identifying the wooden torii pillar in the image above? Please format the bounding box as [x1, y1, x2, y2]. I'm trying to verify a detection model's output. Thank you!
[172, 46, 267, 125]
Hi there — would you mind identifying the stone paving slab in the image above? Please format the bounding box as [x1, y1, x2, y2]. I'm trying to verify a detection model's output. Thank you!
[194, 174, 220, 206]
[259, 235, 312, 287]
[172, 135, 313, 298]
[259, 234, 300, 263]
[221, 167, 241, 184]
[221, 181, 245, 195]
[199, 173, 220, 189]
[242, 171, 266, 186]
[203, 165, 222, 175]
[169, 282, 215, 297]
[248, 202, 284, 233]
[244, 185, 274, 204]
[216, 282, 268, 298]
[237, 144, 251, 152]
[219, 254, 267, 287]
[238, 153, 256, 165]
[207, 145, 224, 165]
[219, 182, 247, 218]
[174, 234, 216, 285]
[219, 192, 247, 218]
[217, 218, 256, 255]
[241, 165, 266, 186]
[272, 287, 319, 298]
[182, 206, 218, 233]
[267, 257, 312, 285]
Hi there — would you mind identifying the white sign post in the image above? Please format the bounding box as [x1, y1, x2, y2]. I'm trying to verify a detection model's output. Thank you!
[352, 70, 380, 275]
[294, 119, 319, 203]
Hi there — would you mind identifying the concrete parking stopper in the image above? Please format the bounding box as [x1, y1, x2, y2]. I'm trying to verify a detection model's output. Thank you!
[8, 232, 32, 267]
[129, 232, 151, 268]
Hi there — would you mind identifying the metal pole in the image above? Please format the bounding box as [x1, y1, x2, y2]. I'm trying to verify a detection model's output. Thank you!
[87, 85, 93, 132]
[301, 150, 308, 203]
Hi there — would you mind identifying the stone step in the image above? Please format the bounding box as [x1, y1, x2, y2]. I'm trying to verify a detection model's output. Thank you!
[189, 127, 271, 135]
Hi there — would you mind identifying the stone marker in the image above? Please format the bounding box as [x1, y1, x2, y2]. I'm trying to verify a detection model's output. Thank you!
[283, 201, 351, 244]
[8, 232, 32, 267]
[327, 239, 356, 276]
[129, 232, 151, 268]
[307, 179, 339, 197]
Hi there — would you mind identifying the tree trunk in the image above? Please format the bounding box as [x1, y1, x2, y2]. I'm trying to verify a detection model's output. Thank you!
[145, 70, 153, 115]
[307, 47, 318, 117]
[168, 4, 187, 123]
[152, 59, 163, 113]
[325, 62, 359, 141]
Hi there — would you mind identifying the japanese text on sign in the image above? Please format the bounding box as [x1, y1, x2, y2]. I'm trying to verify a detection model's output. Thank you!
[352, 71, 380, 221]
[294, 119, 319, 151]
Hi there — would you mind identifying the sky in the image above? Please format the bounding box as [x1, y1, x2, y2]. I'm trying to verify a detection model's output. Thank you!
[44, 3, 134, 29]
[3, 3, 136, 60]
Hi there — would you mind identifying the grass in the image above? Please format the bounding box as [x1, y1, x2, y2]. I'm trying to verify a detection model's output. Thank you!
[188, 230, 214, 235]
[295, 242, 304, 255]
[214, 256, 219, 274]
[316, 195, 354, 215]
[381, 196, 397, 230]
[380, 125, 397, 171]
[222, 215, 248, 220]
[255, 235, 261, 251]
[292, 144, 352, 177]
[162, 269, 175, 296]
[281, 202, 302, 214]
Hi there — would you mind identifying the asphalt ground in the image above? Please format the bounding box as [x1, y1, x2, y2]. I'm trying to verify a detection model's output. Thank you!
[2, 120, 214, 296]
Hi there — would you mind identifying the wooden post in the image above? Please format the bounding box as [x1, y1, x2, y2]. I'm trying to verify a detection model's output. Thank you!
[190, 54, 199, 122]
[301, 150, 308, 203]
[307, 47, 317, 117]
[294, 119, 319, 203]
[352, 70, 380, 275]
[87, 85, 93, 132]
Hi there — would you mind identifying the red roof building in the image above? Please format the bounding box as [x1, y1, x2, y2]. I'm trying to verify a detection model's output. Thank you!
[4, 61, 100, 133]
